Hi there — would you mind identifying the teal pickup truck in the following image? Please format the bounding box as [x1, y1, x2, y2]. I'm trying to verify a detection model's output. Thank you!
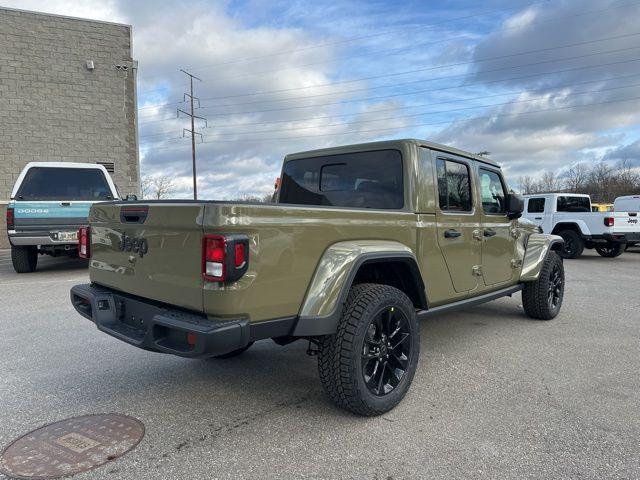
[6, 162, 120, 273]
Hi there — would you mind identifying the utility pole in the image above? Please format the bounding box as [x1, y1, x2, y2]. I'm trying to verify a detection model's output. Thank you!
[177, 69, 207, 199]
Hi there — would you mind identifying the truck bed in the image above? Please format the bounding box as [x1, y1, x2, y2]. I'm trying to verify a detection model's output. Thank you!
[88, 201, 422, 322]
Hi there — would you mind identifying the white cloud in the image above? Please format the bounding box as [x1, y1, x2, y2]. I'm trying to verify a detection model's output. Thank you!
[434, 0, 640, 180]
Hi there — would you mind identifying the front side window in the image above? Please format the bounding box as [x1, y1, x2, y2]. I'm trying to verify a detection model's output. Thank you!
[557, 196, 590, 213]
[279, 150, 404, 209]
[527, 198, 545, 213]
[16, 167, 112, 201]
[479, 169, 507, 214]
[436, 159, 472, 212]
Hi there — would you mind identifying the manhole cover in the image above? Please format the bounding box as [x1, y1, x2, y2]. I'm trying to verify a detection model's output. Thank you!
[0, 414, 144, 479]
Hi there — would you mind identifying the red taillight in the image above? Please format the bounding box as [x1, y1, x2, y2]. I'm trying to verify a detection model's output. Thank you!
[604, 217, 614, 227]
[6, 207, 14, 229]
[78, 226, 91, 258]
[203, 235, 226, 281]
[202, 234, 249, 283]
[234, 242, 246, 267]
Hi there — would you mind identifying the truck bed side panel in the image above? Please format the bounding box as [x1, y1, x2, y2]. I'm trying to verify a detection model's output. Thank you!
[201, 204, 419, 322]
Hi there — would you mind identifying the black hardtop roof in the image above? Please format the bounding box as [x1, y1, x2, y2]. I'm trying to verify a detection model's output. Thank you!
[284, 138, 500, 168]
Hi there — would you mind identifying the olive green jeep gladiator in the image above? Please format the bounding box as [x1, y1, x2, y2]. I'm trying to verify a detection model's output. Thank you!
[71, 139, 565, 415]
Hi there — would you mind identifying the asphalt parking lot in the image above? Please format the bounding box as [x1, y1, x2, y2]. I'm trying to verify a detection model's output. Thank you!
[0, 248, 639, 480]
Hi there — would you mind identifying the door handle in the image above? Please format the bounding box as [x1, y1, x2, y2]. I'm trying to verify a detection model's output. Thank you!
[483, 229, 497, 238]
[534, 217, 542, 220]
[444, 229, 462, 239]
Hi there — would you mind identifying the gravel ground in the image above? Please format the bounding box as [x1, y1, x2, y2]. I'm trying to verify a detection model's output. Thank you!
[0, 248, 639, 480]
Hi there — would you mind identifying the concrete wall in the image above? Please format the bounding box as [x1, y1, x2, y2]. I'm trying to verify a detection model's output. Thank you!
[0, 7, 139, 249]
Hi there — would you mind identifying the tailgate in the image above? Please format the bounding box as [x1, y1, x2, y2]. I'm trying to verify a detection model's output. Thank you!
[13, 201, 91, 233]
[89, 202, 205, 312]
[613, 210, 640, 234]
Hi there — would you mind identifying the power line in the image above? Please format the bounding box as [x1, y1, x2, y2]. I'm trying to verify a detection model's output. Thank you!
[194, 32, 640, 103]
[135, 1, 640, 112]
[138, 55, 640, 129]
[139, 48, 640, 126]
[142, 81, 640, 142]
[137, 31, 640, 114]
[139, 71, 640, 140]
[141, 93, 640, 150]
[194, 36, 640, 107]
[138, 43, 640, 124]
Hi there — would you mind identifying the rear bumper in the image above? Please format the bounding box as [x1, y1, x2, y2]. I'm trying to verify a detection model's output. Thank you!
[9, 229, 79, 246]
[602, 233, 640, 244]
[70, 283, 252, 359]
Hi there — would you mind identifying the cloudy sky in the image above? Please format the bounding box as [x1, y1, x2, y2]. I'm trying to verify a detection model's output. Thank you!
[4, 0, 640, 198]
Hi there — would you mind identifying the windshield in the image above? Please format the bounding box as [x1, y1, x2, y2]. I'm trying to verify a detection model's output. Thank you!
[16, 167, 112, 201]
[279, 150, 404, 209]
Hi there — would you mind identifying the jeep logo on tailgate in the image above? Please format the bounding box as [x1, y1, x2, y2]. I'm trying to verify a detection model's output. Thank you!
[119, 233, 149, 257]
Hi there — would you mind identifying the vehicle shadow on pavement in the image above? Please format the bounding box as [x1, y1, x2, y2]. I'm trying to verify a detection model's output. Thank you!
[0, 254, 88, 276]
[71, 299, 529, 426]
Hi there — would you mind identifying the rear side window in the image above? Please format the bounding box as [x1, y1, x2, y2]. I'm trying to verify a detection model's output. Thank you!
[436, 159, 472, 212]
[479, 169, 507, 214]
[279, 150, 404, 209]
[527, 197, 546, 213]
[17, 167, 112, 201]
[557, 196, 590, 213]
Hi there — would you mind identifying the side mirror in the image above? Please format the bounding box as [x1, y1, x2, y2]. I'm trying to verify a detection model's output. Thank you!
[125, 194, 138, 201]
[505, 193, 524, 219]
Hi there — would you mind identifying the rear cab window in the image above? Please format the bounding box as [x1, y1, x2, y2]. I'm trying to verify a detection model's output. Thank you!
[527, 197, 546, 213]
[16, 167, 113, 201]
[436, 159, 472, 212]
[557, 196, 590, 213]
[614, 197, 640, 212]
[279, 150, 404, 209]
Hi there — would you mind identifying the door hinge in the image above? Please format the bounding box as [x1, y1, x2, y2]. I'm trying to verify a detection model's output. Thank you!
[472, 265, 483, 276]
[511, 258, 523, 269]
[472, 229, 483, 242]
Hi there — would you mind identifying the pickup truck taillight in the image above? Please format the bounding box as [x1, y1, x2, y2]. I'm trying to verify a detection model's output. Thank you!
[78, 226, 91, 258]
[202, 234, 249, 282]
[6, 207, 14, 229]
[604, 217, 614, 227]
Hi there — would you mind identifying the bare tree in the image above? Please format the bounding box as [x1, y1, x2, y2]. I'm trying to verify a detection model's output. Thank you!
[517, 175, 538, 194]
[539, 170, 561, 192]
[141, 175, 176, 200]
[516, 158, 640, 202]
[140, 177, 152, 199]
[564, 163, 589, 192]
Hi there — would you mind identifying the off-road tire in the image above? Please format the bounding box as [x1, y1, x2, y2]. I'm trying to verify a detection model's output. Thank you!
[317, 283, 420, 416]
[557, 230, 584, 259]
[211, 341, 254, 359]
[522, 251, 564, 320]
[11, 245, 38, 273]
[595, 243, 625, 258]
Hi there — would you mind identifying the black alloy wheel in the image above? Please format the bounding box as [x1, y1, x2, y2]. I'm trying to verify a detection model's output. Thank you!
[361, 306, 413, 397]
[317, 283, 420, 416]
[547, 262, 563, 311]
[595, 244, 625, 258]
[557, 230, 584, 259]
[522, 251, 564, 320]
